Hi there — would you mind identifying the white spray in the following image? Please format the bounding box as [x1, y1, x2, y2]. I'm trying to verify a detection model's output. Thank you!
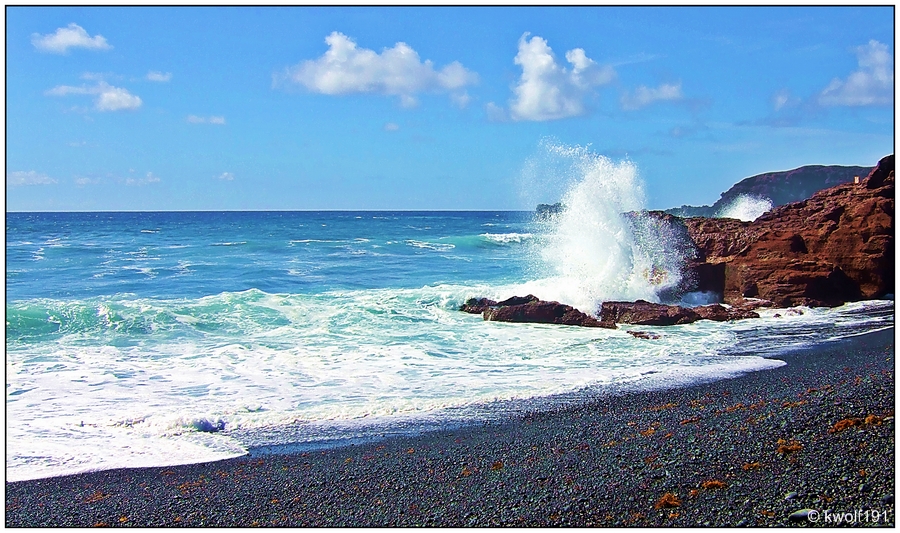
[518, 141, 689, 315]
[716, 194, 772, 222]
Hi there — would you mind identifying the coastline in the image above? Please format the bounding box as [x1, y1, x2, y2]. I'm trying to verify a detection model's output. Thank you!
[6, 327, 894, 527]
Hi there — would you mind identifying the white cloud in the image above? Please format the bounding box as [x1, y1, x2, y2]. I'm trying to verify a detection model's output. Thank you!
[46, 81, 141, 111]
[818, 40, 893, 107]
[147, 71, 172, 82]
[188, 115, 226, 125]
[620, 82, 683, 110]
[126, 172, 160, 186]
[74, 176, 101, 186]
[96, 86, 142, 111]
[484, 102, 508, 122]
[217, 172, 235, 181]
[280, 31, 478, 107]
[7, 171, 57, 186]
[450, 91, 472, 109]
[772, 89, 791, 111]
[384, 122, 400, 132]
[508, 33, 615, 122]
[32, 23, 111, 54]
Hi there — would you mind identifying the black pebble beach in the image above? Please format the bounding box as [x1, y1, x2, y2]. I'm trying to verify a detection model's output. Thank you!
[6, 328, 894, 527]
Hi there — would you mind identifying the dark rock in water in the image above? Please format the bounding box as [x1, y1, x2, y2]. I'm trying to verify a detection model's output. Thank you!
[193, 419, 226, 433]
[461, 295, 616, 328]
[468, 297, 758, 329]
[535, 202, 564, 218]
[679, 153, 894, 307]
[600, 300, 700, 326]
[626, 330, 661, 340]
[460, 297, 498, 314]
[496, 294, 540, 307]
[599, 300, 756, 326]
[693, 303, 759, 321]
[483, 298, 616, 329]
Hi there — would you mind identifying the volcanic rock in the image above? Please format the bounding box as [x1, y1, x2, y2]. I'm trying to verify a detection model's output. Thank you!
[626, 330, 661, 340]
[600, 300, 758, 326]
[481, 296, 616, 329]
[460, 297, 498, 314]
[679, 153, 894, 307]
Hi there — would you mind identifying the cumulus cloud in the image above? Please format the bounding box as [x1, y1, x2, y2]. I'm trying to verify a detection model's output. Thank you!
[7, 171, 57, 186]
[96, 86, 143, 111]
[818, 40, 893, 106]
[187, 115, 226, 124]
[383, 122, 400, 132]
[620, 82, 683, 111]
[46, 81, 142, 111]
[217, 172, 235, 181]
[508, 33, 615, 121]
[279, 31, 478, 107]
[32, 23, 111, 54]
[146, 71, 172, 82]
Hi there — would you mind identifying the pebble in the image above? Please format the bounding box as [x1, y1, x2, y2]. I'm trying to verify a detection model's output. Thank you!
[788, 509, 814, 522]
[881, 494, 894, 505]
[784, 491, 798, 500]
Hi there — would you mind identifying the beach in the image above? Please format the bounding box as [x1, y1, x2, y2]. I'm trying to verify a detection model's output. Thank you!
[6, 327, 894, 527]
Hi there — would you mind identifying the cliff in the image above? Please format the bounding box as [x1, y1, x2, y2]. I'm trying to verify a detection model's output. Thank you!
[681, 154, 894, 307]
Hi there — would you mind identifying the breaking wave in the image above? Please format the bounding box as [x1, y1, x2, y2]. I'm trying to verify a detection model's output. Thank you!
[520, 141, 692, 314]
[717, 194, 773, 221]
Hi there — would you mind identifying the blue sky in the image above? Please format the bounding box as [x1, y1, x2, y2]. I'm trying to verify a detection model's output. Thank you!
[6, 6, 894, 211]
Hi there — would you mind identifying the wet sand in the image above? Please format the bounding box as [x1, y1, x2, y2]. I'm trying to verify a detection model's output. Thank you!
[6, 328, 894, 527]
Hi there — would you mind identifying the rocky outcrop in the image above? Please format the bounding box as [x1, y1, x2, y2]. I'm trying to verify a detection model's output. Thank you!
[600, 300, 759, 326]
[680, 154, 894, 307]
[462, 155, 892, 329]
[462, 296, 757, 328]
[627, 330, 661, 340]
[535, 202, 565, 218]
[460, 297, 498, 314]
[461, 295, 616, 328]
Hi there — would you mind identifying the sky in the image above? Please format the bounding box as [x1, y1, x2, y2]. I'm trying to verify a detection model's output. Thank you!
[5, 6, 895, 211]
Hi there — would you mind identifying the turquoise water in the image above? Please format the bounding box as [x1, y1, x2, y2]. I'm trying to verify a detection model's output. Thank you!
[6, 204, 893, 481]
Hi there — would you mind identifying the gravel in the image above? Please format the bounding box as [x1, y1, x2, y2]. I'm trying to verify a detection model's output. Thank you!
[6, 328, 894, 527]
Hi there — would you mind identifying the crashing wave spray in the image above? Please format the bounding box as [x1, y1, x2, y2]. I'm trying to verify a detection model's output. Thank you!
[520, 141, 691, 314]
[717, 194, 772, 222]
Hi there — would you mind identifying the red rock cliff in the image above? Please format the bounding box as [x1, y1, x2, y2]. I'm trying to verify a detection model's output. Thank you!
[682, 154, 894, 307]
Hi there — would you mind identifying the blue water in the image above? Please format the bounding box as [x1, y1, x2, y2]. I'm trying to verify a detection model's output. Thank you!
[6, 208, 893, 481]
[7, 211, 534, 301]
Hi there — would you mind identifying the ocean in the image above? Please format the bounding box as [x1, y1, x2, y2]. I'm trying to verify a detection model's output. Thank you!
[6, 157, 894, 482]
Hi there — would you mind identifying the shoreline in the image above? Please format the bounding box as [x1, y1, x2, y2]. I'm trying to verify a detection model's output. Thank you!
[6, 327, 895, 527]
